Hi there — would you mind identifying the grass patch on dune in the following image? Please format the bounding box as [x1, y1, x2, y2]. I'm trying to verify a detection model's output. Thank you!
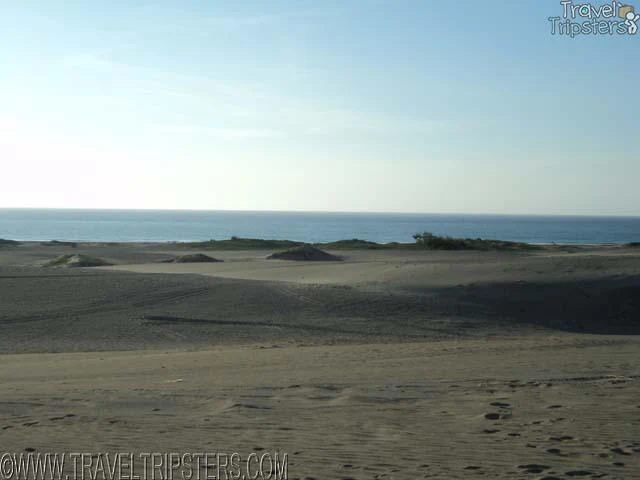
[0, 239, 21, 247]
[182, 236, 303, 250]
[41, 240, 78, 248]
[180, 234, 537, 252]
[412, 232, 539, 251]
[161, 253, 222, 263]
[320, 239, 392, 250]
[44, 254, 113, 268]
[267, 245, 342, 261]
[182, 237, 402, 250]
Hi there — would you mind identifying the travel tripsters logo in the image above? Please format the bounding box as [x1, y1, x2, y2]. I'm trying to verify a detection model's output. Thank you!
[549, 1, 638, 37]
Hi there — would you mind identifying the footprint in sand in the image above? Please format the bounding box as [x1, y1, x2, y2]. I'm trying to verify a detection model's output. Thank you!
[545, 448, 565, 456]
[517, 463, 550, 474]
[610, 447, 632, 455]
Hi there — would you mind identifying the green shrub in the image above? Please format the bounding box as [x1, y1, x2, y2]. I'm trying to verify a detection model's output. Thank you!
[0, 239, 21, 247]
[412, 232, 536, 251]
[181, 237, 303, 250]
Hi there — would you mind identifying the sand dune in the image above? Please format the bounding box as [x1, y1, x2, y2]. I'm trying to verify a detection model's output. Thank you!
[101, 246, 640, 287]
[43, 254, 113, 268]
[160, 253, 222, 263]
[1, 242, 639, 477]
[267, 244, 342, 261]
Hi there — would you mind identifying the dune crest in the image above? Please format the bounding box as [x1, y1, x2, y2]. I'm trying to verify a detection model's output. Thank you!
[267, 245, 342, 261]
[161, 253, 222, 263]
[44, 254, 113, 268]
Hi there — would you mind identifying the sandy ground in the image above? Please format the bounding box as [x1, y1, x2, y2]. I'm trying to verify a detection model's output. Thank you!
[103, 247, 640, 288]
[1, 242, 639, 478]
[1, 338, 639, 479]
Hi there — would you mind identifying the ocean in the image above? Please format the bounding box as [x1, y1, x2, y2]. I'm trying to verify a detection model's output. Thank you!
[0, 209, 639, 245]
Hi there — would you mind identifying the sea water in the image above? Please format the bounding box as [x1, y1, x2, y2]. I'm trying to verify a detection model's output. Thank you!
[0, 209, 639, 244]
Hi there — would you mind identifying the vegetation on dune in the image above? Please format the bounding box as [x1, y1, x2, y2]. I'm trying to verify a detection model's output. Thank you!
[0, 239, 21, 247]
[267, 245, 342, 261]
[180, 234, 536, 252]
[319, 238, 390, 250]
[44, 254, 113, 268]
[180, 237, 390, 250]
[412, 232, 538, 251]
[161, 253, 222, 263]
[182, 236, 407, 250]
[627, 242, 640, 247]
[182, 237, 303, 250]
[41, 240, 78, 248]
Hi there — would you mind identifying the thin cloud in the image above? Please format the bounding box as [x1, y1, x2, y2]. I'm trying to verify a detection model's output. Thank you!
[64, 53, 449, 138]
[205, 14, 283, 28]
[63, 52, 270, 101]
[156, 125, 282, 139]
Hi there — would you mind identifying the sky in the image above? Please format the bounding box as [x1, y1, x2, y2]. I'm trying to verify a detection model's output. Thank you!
[1, 0, 639, 215]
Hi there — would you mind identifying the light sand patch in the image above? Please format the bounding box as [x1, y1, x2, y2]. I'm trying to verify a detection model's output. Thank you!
[101, 258, 404, 285]
[100, 247, 640, 287]
[1, 337, 638, 478]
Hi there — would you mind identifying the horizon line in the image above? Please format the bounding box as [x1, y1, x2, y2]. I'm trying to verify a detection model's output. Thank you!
[1, 207, 640, 219]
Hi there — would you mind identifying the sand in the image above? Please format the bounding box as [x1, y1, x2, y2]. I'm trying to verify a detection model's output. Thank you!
[0, 242, 639, 478]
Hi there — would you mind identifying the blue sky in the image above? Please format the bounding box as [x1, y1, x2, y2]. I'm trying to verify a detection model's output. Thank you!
[1, 0, 638, 214]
